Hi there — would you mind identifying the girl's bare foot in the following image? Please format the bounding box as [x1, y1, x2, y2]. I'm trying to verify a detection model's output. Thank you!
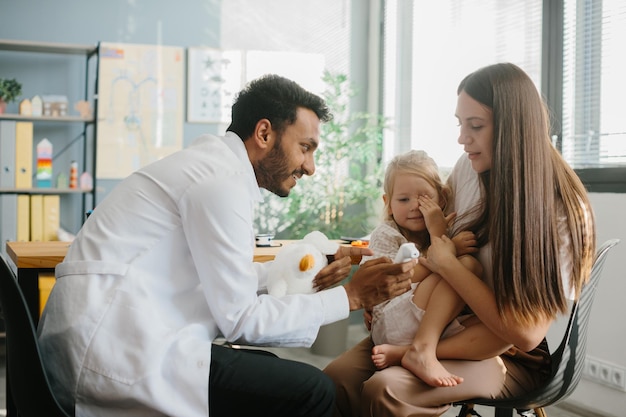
[401, 344, 463, 387]
[371, 344, 408, 369]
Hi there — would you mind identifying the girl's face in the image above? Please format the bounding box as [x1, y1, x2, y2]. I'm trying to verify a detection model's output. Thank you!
[455, 90, 494, 173]
[385, 173, 439, 233]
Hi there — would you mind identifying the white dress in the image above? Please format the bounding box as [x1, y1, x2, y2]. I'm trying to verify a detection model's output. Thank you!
[364, 221, 464, 345]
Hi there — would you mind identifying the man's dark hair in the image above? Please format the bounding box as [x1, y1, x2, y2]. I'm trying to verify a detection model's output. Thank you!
[226, 74, 332, 139]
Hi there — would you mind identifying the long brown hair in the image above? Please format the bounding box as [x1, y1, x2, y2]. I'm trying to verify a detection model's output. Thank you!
[457, 63, 596, 326]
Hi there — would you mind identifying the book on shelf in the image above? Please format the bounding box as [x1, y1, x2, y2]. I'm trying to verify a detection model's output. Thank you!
[29, 194, 43, 242]
[16, 195, 30, 241]
[15, 121, 33, 188]
[0, 120, 16, 187]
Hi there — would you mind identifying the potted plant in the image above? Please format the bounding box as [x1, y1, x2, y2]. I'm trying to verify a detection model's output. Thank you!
[0, 78, 23, 114]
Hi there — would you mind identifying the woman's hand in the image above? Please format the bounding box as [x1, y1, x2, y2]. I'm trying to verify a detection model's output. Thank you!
[313, 245, 373, 291]
[418, 235, 458, 275]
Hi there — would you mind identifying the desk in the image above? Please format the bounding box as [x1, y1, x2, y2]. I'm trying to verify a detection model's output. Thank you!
[5, 240, 292, 324]
[5, 241, 70, 325]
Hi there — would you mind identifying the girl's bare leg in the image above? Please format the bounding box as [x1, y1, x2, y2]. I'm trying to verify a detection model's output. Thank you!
[370, 271, 464, 377]
[400, 255, 483, 387]
[400, 275, 465, 387]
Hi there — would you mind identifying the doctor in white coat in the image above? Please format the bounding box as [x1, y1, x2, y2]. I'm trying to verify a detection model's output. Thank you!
[37, 74, 417, 417]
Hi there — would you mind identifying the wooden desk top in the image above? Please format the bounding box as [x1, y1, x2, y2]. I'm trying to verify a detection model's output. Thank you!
[6, 241, 70, 269]
[5, 240, 292, 270]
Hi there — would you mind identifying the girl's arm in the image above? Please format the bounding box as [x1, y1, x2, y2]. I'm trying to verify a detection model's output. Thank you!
[420, 196, 478, 255]
[420, 235, 552, 351]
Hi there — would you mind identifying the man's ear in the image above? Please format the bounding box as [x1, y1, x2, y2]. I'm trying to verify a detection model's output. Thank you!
[253, 119, 273, 149]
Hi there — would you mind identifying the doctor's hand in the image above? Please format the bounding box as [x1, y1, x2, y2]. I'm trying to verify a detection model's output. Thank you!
[313, 245, 373, 291]
[343, 257, 416, 311]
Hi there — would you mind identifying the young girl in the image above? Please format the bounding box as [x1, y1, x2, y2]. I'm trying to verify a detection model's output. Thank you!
[363, 150, 505, 388]
[324, 63, 596, 417]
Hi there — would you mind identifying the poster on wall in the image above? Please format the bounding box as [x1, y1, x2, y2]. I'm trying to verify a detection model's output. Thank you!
[186, 47, 243, 124]
[97, 42, 185, 179]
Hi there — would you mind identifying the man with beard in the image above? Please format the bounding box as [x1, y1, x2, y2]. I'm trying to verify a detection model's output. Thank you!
[37, 74, 417, 417]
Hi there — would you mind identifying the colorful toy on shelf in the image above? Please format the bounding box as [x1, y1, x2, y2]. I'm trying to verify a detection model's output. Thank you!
[69, 161, 78, 189]
[36, 138, 53, 188]
[31, 95, 43, 116]
[19, 98, 32, 116]
[74, 100, 92, 119]
[80, 171, 93, 190]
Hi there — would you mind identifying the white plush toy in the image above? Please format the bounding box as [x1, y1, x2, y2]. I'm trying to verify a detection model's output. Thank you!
[267, 231, 339, 297]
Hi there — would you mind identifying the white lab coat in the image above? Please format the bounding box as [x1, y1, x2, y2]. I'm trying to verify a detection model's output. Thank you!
[37, 133, 349, 416]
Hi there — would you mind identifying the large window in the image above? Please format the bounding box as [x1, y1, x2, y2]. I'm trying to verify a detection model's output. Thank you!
[383, 0, 626, 191]
[562, 0, 626, 191]
[383, 0, 542, 171]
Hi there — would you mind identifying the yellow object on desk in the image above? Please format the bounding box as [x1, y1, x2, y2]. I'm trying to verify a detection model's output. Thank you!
[38, 272, 55, 316]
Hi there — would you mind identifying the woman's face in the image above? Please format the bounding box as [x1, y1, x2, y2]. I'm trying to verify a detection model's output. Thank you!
[455, 90, 494, 173]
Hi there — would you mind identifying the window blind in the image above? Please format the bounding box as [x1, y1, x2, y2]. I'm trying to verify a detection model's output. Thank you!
[562, 0, 626, 168]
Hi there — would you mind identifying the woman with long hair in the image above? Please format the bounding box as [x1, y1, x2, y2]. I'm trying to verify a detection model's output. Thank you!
[324, 62, 596, 417]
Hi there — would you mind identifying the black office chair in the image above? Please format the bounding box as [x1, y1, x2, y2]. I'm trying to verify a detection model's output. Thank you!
[455, 238, 621, 417]
[0, 254, 72, 417]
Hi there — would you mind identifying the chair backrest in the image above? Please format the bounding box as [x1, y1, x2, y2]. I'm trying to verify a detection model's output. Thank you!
[525, 238, 620, 408]
[537, 239, 619, 405]
[0, 254, 72, 417]
[457, 238, 620, 412]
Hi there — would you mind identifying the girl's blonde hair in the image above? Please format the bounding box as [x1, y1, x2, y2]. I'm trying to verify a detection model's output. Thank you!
[383, 150, 450, 250]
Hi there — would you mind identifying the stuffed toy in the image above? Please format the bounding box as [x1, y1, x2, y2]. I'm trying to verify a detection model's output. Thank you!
[267, 231, 339, 297]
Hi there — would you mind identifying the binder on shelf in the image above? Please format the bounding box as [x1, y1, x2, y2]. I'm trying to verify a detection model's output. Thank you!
[0, 195, 17, 255]
[15, 121, 33, 188]
[16, 194, 30, 241]
[30, 194, 43, 242]
[0, 120, 16, 187]
[42, 194, 60, 241]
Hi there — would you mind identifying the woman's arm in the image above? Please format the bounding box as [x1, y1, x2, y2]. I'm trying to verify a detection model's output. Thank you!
[420, 235, 552, 351]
